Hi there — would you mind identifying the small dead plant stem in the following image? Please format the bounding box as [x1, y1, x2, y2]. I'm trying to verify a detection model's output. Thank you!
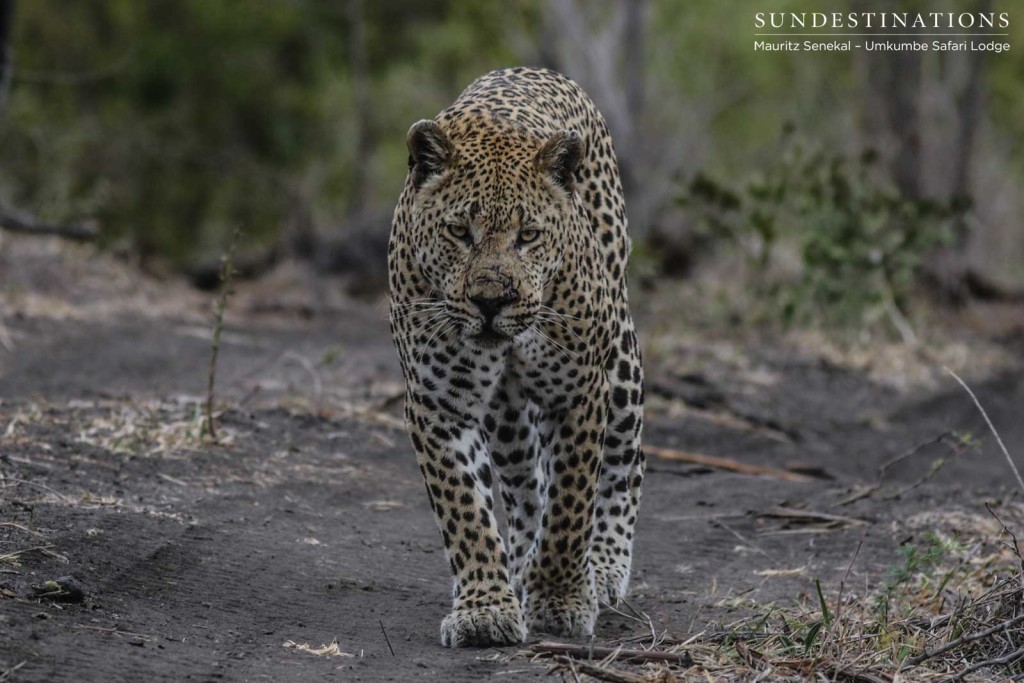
[205, 229, 240, 440]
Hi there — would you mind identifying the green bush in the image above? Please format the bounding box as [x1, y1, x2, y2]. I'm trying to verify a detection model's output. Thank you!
[681, 127, 967, 335]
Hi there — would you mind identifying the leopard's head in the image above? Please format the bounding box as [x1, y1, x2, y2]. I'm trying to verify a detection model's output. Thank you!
[404, 117, 585, 348]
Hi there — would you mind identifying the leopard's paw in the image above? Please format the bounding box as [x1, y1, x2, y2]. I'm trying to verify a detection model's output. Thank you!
[525, 590, 597, 638]
[440, 604, 527, 648]
[594, 562, 631, 606]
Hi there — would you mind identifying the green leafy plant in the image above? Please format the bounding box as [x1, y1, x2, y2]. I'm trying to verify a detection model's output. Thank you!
[681, 127, 968, 337]
[875, 532, 964, 624]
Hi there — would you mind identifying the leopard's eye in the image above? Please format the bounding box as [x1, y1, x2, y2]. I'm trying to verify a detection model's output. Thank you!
[518, 228, 541, 245]
[446, 223, 470, 242]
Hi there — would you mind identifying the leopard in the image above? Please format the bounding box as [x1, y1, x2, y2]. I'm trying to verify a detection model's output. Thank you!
[387, 67, 645, 648]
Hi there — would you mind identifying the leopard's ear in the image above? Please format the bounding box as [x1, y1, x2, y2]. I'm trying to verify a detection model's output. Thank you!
[535, 129, 584, 193]
[407, 120, 454, 190]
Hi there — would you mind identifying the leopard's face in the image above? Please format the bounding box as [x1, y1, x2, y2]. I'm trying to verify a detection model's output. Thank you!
[406, 119, 584, 348]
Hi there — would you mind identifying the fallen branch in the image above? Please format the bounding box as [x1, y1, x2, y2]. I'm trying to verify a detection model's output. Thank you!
[902, 613, 1024, 670]
[821, 665, 891, 683]
[0, 522, 44, 537]
[648, 379, 797, 444]
[0, 477, 71, 502]
[73, 624, 155, 640]
[759, 506, 869, 528]
[531, 640, 692, 666]
[734, 644, 894, 683]
[0, 205, 98, 241]
[552, 656, 651, 683]
[0, 544, 55, 563]
[940, 644, 1024, 682]
[646, 445, 815, 482]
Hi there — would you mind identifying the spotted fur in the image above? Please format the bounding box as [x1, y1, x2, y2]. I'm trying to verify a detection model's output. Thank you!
[388, 67, 645, 648]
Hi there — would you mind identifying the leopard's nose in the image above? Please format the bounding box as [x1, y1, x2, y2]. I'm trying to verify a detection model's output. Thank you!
[469, 291, 518, 323]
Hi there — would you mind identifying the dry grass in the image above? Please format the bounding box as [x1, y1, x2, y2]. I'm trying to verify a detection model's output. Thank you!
[283, 639, 353, 658]
[2, 398, 231, 456]
[693, 524, 1023, 681]
[529, 504, 1024, 682]
[0, 398, 377, 514]
[641, 276, 1020, 394]
[0, 235, 206, 325]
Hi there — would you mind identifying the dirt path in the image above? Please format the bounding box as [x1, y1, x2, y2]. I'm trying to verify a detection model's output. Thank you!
[2, 294, 1023, 681]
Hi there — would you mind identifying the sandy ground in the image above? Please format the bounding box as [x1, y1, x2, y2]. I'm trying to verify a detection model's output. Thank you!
[2, 239, 1024, 681]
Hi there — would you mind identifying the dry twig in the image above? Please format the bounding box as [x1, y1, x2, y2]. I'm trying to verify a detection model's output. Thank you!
[0, 661, 27, 682]
[551, 656, 652, 683]
[646, 445, 815, 482]
[379, 619, 395, 656]
[757, 506, 869, 534]
[0, 544, 55, 563]
[711, 518, 772, 558]
[0, 478, 70, 502]
[530, 641, 692, 666]
[940, 645, 1024, 682]
[205, 229, 240, 440]
[902, 613, 1024, 669]
[945, 367, 1024, 494]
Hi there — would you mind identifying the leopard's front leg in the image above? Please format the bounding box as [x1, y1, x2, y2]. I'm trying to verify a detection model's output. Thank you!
[405, 400, 526, 648]
[485, 374, 544, 603]
[522, 377, 607, 637]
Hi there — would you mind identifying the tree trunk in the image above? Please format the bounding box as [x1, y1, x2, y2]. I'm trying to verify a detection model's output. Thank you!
[0, 0, 14, 113]
[854, 0, 923, 200]
[928, 0, 991, 302]
[620, 0, 645, 200]
[872, 51, 923, 199]
[346, 0, 372, 221]
[856, 0, 992, 303]
[950, 0, 990, 229]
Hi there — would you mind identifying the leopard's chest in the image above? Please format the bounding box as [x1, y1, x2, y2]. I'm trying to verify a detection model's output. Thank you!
[405, 329, 597, 418]
[405, 341, 507, 416]
[506, 333, 595, 413]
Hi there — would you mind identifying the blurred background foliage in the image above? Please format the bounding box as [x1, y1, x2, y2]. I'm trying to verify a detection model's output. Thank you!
[0, 0, 1021, 334]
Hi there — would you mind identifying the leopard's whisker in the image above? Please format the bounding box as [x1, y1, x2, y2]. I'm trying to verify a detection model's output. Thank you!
[403, 313, 450, 350]
[391, 298, 444, 308]
[531, 325, 578, 361]
[539, 304, 586, 322]
[417, 310, 452, 329]
[390, 300, 447, 313]
[393, 305, 448, 325]
[425, 319, 457, 349]
[534, 313, 587, 346]
[389, 295, 443, 306]
[389, 305, 447, 323]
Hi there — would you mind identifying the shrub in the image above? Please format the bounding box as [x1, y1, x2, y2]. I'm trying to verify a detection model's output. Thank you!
[680, 126, 967, 336]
